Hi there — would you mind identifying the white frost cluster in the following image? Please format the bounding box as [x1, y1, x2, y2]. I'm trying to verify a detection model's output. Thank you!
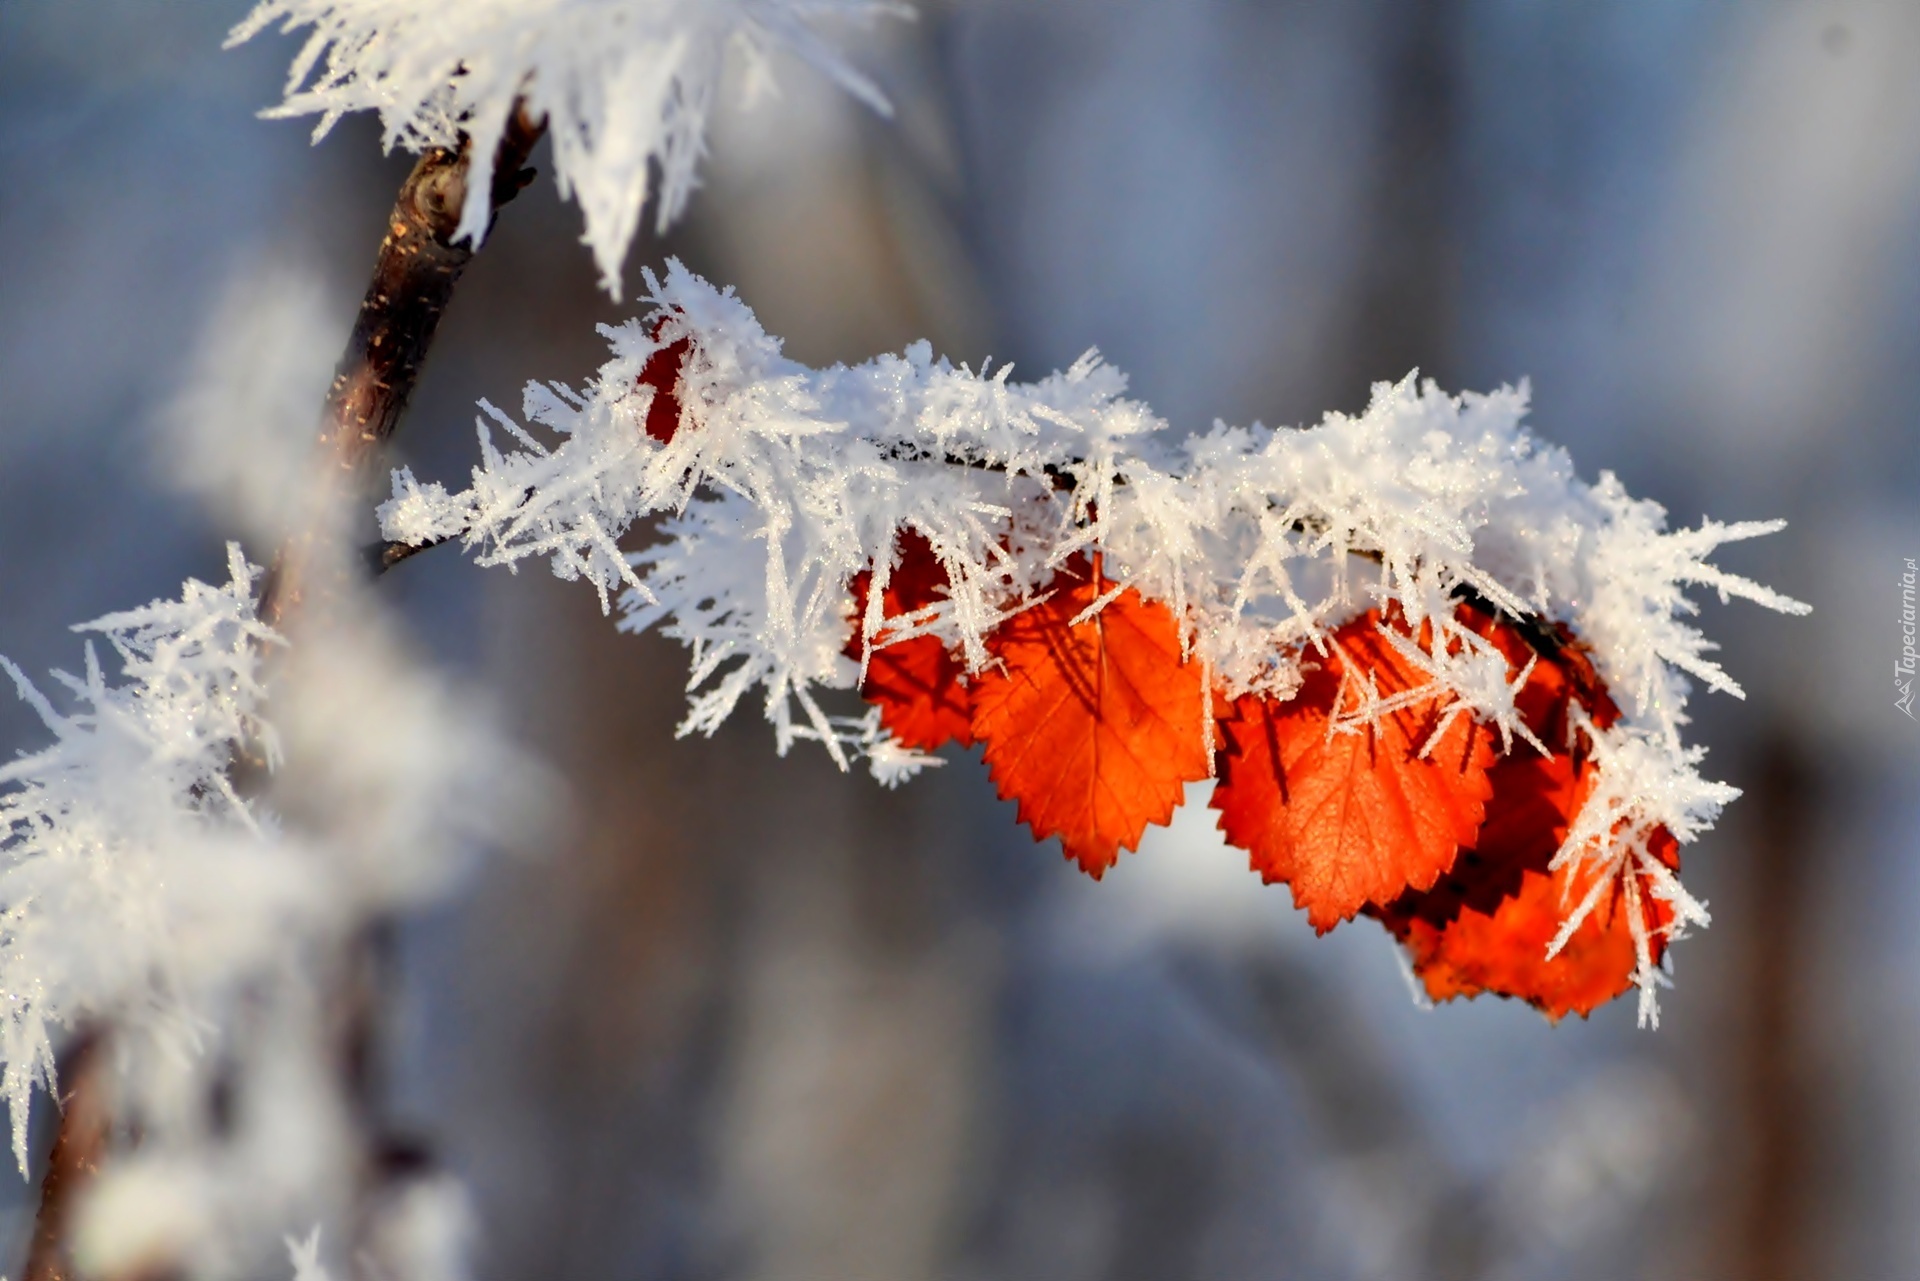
[229, 0, 903, 294]
[381, 261, 1808, 1017]
[0, 550, 529, 1277]
[0, 547, 291, 1168]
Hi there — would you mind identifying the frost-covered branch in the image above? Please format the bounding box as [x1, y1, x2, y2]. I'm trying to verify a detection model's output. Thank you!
[229, 0, 908, 295]
[380, 261, 1809, 1020]
[0, 549, 527, 1279]
[387, 261, 1804, 758]
[0, 549, 284, 1170]
[14, 63, 552, 1281]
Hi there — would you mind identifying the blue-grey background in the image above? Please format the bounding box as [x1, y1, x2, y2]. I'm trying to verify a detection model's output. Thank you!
[1, 3, 1913, 1278]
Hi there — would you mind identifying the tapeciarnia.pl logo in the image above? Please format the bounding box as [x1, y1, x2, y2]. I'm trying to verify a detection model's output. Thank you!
[1900, 557, 1917, 719]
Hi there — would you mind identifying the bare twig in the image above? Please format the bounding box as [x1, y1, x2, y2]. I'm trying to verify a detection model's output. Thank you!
[289, 106, 548, 1281]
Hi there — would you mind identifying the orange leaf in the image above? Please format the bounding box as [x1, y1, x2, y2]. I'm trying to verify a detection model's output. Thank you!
[846, 531, 974, 751]
[1412, 749, 1588, 922]
[1211, 610, 1496, 932]
[1371, 607, 1661, 1019]
[1360, 606, 1618, 930]
[1377, 828, 1680, 1021]
[972, 555, 1210, 876]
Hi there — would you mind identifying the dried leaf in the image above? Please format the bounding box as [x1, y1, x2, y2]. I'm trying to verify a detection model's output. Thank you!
[1380, 608, 1616, 928]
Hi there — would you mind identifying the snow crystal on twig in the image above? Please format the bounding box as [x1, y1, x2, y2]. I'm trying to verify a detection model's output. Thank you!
[229, 0, 906, 294]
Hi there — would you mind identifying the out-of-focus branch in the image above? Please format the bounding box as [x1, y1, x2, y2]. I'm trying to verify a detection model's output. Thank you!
[21, 1033, 109, 1281]
[283, 106, 549, 1281]
[1730, 732, 1815, 1281]
[23, 105, 550, 1280]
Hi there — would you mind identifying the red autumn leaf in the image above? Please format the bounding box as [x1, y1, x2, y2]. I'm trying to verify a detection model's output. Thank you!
[1369, 606, 1662, 1020]
[1381, 606, 1619, 927]
[1378, 828, 1680, 1021]
[846, 530, 974, 751]
[1211, 610, 1496, 932]
[972, 555, 1210, 877]
[637, 320, 691, 444]
[1411, 750, 1589, 922]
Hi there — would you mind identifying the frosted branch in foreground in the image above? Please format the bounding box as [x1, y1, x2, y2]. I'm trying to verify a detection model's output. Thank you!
[383, 260, 1809, 1021]
[229, 0, 906, 294]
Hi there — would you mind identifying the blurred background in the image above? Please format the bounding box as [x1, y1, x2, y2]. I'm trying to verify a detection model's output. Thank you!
[1, 1, 1915, 1277]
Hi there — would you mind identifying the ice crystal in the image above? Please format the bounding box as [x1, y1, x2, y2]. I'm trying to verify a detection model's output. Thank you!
[0, 547, 292, 1168]
[0, 549, 531, 1270]
[229, 0, 905, 294]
